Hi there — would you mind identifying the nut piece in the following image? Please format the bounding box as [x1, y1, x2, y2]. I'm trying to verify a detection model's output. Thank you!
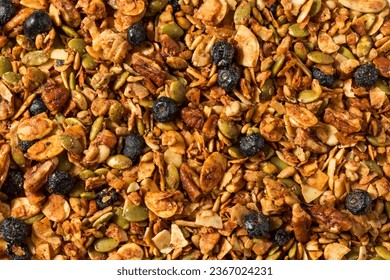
[24, 158, 58, 193]
[181, 107, 204, 130]
[179, 163, 202, 202]
[195, 210, 223, 229]
[130, 53, 167, 87]
[144, 191, 180, 218]
[286, 103, 318, 128]
[17, 113, 53, 141]
[324, 243, 351, 260]
[42, 194, 71, 222]
[194, 0, 228, 26]
[338, 0, 387, 13]
[323, 107, 362, 133]
[200, 152, 227, 193]
[234, 25, 260, 67]
[291, 203, 312, 244]
[309, 205, 352, 233]
[41, 87, 70, 113]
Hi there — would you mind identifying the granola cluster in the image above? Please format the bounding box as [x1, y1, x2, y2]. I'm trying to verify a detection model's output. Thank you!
[0, 0, 390, 260]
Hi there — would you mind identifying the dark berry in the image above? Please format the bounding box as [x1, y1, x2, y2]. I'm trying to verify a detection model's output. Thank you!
[18, 140, 36, 153]
[6, 243, 31, 260]
[273, 228, 290, 246]
[127, 23, 146, 46]
[354, 64, 378, 87]
[29, 97, 48, 116]
[0, 217, 29, 244]
[217, 67, 240, 92]
[311, 67, 335, 88]
[152, 96, 179, 123]
[47, 170, 74, 195]
[211, 41, 235, 67]
[0, 0, 16, 26]
[23, 10, 52, 40]
[96, 189, 119, 210]
[243, 212, 270, 238]
[168, 0, 181, 12]
[239, 132, 264, 157]
[345, 189, 372, 215]
[123, 133, 145, 162]
[1, 169, 24, 197]
[269, 1, 278, 16]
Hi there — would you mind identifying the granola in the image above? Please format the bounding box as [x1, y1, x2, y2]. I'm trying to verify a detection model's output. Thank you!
[0, 0, 389, 260]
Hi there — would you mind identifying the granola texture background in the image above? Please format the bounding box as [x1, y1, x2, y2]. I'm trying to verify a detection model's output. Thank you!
[0, 0, 390, 260]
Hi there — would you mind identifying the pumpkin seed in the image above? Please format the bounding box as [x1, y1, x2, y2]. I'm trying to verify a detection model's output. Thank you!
[11, 147, 26, 167]
[260, 79, 275, 101]
[16, 35, 35, 51]
[293, 42, 308, 62]
[123, 204, 149, 222]
[298, 90, 321, 103]
[108, 102, 123, 123]
[21, 51, 49, 66]
[345, 249, 359, 260]
[113, 207, 130, 230]
[376, 79, 390, 94]
[363, 160, 383, 177]
[88, 247, 107, 260]
[106, 155, 132, 170]
[0, 56, 12, 76]
[80, 191, 97, 200]
[69, 181, 85, 197]
[161, 23, 184, 40]
[94, 168, 109, 176]
[288, 242, 297, 259]
[2, 72, 21, 85]
[309, 0, 322, 16]
[356, 35, 372, 57]
[338, 46, 355, 59]
[61, 25, 79, 37]
[148, 0, 168, 14]
[94, 237, 119, 253]
[90, 116, 104, 141]
[169, 80, 186, 104]
[79, 169, 96, 180]
[114, 71, 129, 90]
[82, 54, 98, 69]
[57, 153, 72, 171]
[228, 146, 242, 158]
[166, 57, 188, 70]
[385, 201, 390, 219]
[23, 213, 44, 225]
[68, 38, 87, 54]
[375, 246, 390, 260]
[218, 119, 239, 140]
[71, 90, 88, 111]
[280, 178, 301, 198]
[288, 23, 310, 38]
[307, 51, 334, 64]
[270, 156, 289, 171]
[272, 55, 286, 76]
[165, 164, 180, 190]
[234, 1, 252, 25]
[366, 135, 390, 147]
[61, 135, 84, 154]
[65, 117, 84, 127]
[92, 212, 114, 228]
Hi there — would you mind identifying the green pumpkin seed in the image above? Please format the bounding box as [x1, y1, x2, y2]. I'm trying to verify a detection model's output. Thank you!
[92, 212, 114, 228]
[356, 35, 372, 57]
[69, 181, 85, 197]
[371, 256, 384, 260]
[385, 201, 390, 219]
[123, 204, 149, 222]
[139, 99, 154, 108]
[61, 25, 79, 37]
[82, 54, 98, 69]
[149, 0, 168, 13]
[375, 246, 390, 260]
[11, 147, 26, 167]
[272, 55, 286, 77]
[113, 207, 130, 230]
[65, 117, 85, 127]
[23, 213, 44, 225]
[288, 242, 297, 259]
[88, 247, 107, 260]
[2, 72, 21, 85]
[71, 90, 88, 111]
[268, 246, 280, 256]
[16, 35, 35, 51]
[57, 153, 72, 171]
[307, 51, 334, 64]
[234, 1, 252, 25]
[0, 56, 12, 76]
[228, 146, 242, 158]
[94, 168, 109, 176]
[260, 79, 275, 101]
[94, 237, 119, 253]
[266, 251, 281, 260]
[61, 135, 84, 154]
[293, 42, 308, 62]
[309, 0, 322, 16]
[376, 79, 390, 94]
[68, 38, 87, 54]
[108, 102, 123, 123]
[262, 143, 274, 160]
[366, 135, 390, 147]
[345, 249, 359, 260]
[280, 178, 302, 198]
[363, 160, 383, 177]
[79, 169, 96, 180]
[169, 80, 186, 104]
[338, 46, 355, 59]
[298, 90, 321, 103]
[69, 72, 76, 90]
[165, 164, 180, 190]
[106, 155, 132, 170]
[270, 156, 289, 171]
[161, 23, 184, 40]
[166, 57, 188, 70]
[218, 119, 239, 140]
[21, 51, 49, 66]
[90, 116, 104, 141]
[80, 191, 97, 200]
[113, 71, 129, 90]
[288, 23, 310, 38]
[136, 118, 145, 136]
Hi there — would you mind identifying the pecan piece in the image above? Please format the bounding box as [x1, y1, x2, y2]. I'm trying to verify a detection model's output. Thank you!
[202, 114, 218, 140]
[181, 107, 205, 130]
[130, 53, 167, 87]
[309, 204, 352, 233]
[179, 163, 202, 202]
[291, 203, 312, 244]
[323, 107, 362, 133]
[373, 56, 390, 78]
[41, 87, 70, 113]
[24, 158, 58, 193]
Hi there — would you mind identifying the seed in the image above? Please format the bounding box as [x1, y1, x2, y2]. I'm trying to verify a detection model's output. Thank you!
[165, 164, 180, 190]
[80, 192, 97, 200]
[23, 213, 44, 225]
[21, 51, 49, 66]
[375, 246, 390, 260]
[68, 38, 87, 54]
[270, 156, 289, 171]
[218, 119, 239, 140]
[11, 147, 26, 167]
[356, 35, 372, 58]
[160, 23, 184, 40]
[113, 207, 130, 230]
[307, 51, 334, 64]
[71, 90, 88, 111]
[79, 170, 95, 180]
[90, 116, 104, 141]
[266, 251, 282, 260]
[61, 25, 79, 38]
[260, 79, 276, 101]
[106, 155, 132, 170]
[69, 181, 85, 198]
[94, 237, 119, 253]
[288, 23, 310, 38]
[166, 57, 188, 70]
[176, 17, 191, 30]
[108, 102, 123, 123]
[2, 72, 21, 85]
[366, 135, 390, 147]
[123, 204, 149, 222]
[148, 0, 168, 14]
[92, 212, 114, 228]
[293, 42, 308, 62]
[82, 54, 98, 69]
[0, 56, 12, 76]
[61, 135, 84, 154]
[272, 55, 286, 76]
[94, 168, 109, 176]
[298, 90, 321, 103]
[338, 46, 355, 59]
[169, 80, 186, 104]
[113, 72, 129, 90]
[69, 72, 76, 90]
[88, 247, 107, 260]
[234, 1, 251, 25]
[363, 160, 383, 177]
[309, 0, 322, 16]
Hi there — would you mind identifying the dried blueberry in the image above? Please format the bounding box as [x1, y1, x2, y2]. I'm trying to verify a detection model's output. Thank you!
[152, 96, 179, 123]
[169, 0, 181, 12]
[217, 67, 240, 92]
[123, 133, 145, 163]
[0, 217, 29, 244]
[127, 23, 146, 46]
[311, 67, 335, 88]
[18, 140, 36, 153]
[273, 228, 290, 246]
[1, 169, 24, 197]
[23, 10, 52, 40]
[96, 189, 119, 210]
[345, 189, 372, 215]
[211, 41, 235, 67]
[239, 132, 264, 157]
[47, 170, 74, 195]
[29, 97, 48, 116]
[243, 212, 270, 238]
[6, 243, 31, 260]
[0, 0, 16, 26]
[354, 64, 378, 88]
